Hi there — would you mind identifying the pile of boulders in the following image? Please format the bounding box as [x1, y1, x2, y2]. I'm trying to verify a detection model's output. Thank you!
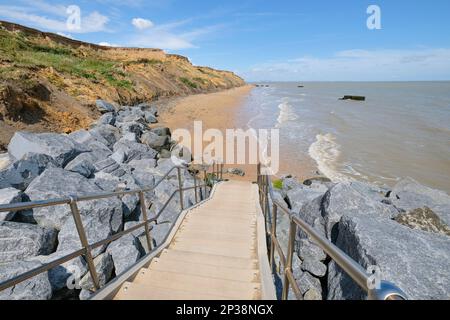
[273, 175, 450, 300]
[0, 100, 200, 300]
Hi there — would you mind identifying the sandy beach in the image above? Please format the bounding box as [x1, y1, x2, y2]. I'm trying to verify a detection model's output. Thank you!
[158, 85, 259, 182]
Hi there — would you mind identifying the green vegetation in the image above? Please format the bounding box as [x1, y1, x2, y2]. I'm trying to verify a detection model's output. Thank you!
[193, 77, 209, 85]
[273, 179, 283, 190]
[0, 30, 133, 90]
[126, 58, 162, 66]
[179, 77, 198, 89]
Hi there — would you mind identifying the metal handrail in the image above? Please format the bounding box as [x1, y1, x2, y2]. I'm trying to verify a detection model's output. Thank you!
[0, 161, 224, 295]
[256, 163, 407, 300]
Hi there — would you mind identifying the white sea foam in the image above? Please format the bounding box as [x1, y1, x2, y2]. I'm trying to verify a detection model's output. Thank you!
[308, 133, 350, 182]
[276, 99, 299, 127]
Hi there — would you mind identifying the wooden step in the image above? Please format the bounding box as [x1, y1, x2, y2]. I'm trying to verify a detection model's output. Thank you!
[115, 281, 230, 300]
[132, 269, 260, 299]
[160, 249, 258, 269]
[148, 258, 259, 282]
[176, 229, 255, 243]
[171, 241, 256, 259]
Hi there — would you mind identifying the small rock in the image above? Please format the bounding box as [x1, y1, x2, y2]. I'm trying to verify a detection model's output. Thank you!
[301, 259, 327, 278]
[227, 168, 245, 176]
[97, 113, 116, 126]
[96, 100, 115, 113]
[141, 132, 169, 151]
[151, 127, 171, 137]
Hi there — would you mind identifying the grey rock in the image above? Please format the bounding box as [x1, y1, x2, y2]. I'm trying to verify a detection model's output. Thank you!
[389, 178, 450, 226]
[301, 259, 327, 278]
[0, 221, 57, 262]
[107, 234, 144, 275]
[110, 150, 127, 164]
[0, 153, 57, 190]
[79, 252, 114, 291]
[286, 185, 327, 213]
[141, 132, 169, 151]
[25, 167, 122, 231]
[127, 159, 157, 170]
[0, 260, 52, 300]
[89, 125, 121, 149]
[97, 112, 116, 126]
[159, 149, 171, 159]
[28, 251, 87, 291]
[327, 215, 450, 300]
[8, 132, 87, 167]
[227, 168, 245, 177]
[113, 141, 158, 163]
[69, 130, 111, 151]
[394, 207, 450, 236]
[151, 127, 171, 137]
[143, 112, 158, 124]
[321, 182, 399, 240]
[65, 156, 95, 177]
[296, 271, 322, 297]
[0, 187, 22, 221]
[298, 239, 327, 262]
[96, 100, 115, 113]
[304, 288, 322, 300]
[117, 121, 146, 137]
[93, 158, 120, 174]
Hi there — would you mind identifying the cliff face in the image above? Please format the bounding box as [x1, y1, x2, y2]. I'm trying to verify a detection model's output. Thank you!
[0, 21, 245, 150]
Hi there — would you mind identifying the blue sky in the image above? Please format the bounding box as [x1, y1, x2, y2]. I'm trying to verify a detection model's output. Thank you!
[1, 0, 450, 81]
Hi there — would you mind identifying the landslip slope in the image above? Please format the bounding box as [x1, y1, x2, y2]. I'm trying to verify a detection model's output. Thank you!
[0, 21, 245, 150]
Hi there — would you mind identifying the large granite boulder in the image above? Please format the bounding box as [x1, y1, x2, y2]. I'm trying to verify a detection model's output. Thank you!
[0, 261, 52, 300]
[389, 178, 450, 225]
[0, 221, 57, 262]
[25, 167, 123, 231]
[89, 125, 121, 149]
[97, 113, 116, 126]
[328, 215, 450, 300]
[285, 183, 328, 213]
[0, 187, 22, 221]
[0, 153, 57, 190]
[8, 132, 87, 167]
[65, 150, 112, 178]
[107, 234, 144, 275]
[69, 130, 111, 152]
[321, 182, 399, 241]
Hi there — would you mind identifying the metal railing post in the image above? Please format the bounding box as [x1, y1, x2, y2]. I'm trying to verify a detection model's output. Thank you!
[193, 173, 199, 203]
[203, 169, 208, 197]
[177, 167, 184, 211]
[282, 218, 296, 300]
[220, 163, 224, 180]
[68, 199, 100, 290]
[138, 191, 153, 252]
[270, 204, 278, 269]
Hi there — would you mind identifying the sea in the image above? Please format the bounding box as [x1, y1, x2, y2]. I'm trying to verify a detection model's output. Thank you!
[237, 82, 450, 192]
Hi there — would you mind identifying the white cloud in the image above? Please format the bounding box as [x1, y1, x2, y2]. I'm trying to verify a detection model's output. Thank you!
[56, 32, 73, 39]
[98, 42, 120, 47]
[243, 48, 450, 81]
[0, 3, 109, 34]
[127, 20, 223, 50]
[132, 18, 154, 30]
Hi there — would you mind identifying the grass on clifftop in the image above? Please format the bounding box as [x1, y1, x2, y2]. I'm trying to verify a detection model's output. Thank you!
[0, 30, 133, 89]
[179, 77, 198, 89]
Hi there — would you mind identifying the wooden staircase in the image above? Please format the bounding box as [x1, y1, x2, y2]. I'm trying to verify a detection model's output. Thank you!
[113, 181, 274, 300]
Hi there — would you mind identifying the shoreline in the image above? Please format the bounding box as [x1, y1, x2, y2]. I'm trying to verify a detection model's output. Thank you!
[158, 85, 322, 184]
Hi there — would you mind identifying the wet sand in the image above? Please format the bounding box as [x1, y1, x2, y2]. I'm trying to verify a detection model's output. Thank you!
[158, 85, 259, 182]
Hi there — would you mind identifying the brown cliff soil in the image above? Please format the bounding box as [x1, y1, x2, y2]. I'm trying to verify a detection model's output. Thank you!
[0, 21, 245, 150]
